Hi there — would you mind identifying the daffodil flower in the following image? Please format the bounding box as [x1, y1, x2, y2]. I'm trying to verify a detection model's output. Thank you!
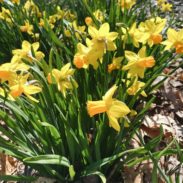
[74, 39, 105, 69]
[12, 40, 45, 63]
[87, 85, 130, 132]
[9, 74, 42, 102]
[47, 63, 78, 97]
[0, 62, 29, 83]
[138, 17, 166, 46]
[20, 20, 34, 35]
[88, 23, 118, 53]
[127, 77, 147, 97]
[119, 0, 136, 10]
[121, 23, 146, 48]
[108, 56, 123, 73]
[161, 3, 172, 12]
[162, 28, 183, 54]
[123, 46, 155, 78]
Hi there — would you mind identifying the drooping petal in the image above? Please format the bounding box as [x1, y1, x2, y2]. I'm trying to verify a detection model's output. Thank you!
[108, 100, 130, 118]
[107, 114, 120, 132]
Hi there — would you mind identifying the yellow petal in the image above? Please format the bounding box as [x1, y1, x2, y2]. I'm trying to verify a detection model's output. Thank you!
[108, 100, 130, 118]
[22, 40, 31, 50]
[125, 51, 138, 62]
[138, 46, 146, 58]
[103, 85, 117, 103]
[88, 26, 98, 39]
[107, 114, 120, 132]
[99, 23, 110, 36]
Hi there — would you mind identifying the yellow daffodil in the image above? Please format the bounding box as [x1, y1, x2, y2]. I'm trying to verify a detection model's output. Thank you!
[0, 62, 29, 83]
[88, 22, 118, 53]
[9, 74, 42, 102]
[119, 0, 136, 10]
[161, 3, 172, 12]
[73, 43, 90, 69]
[123, 46, 155, 78]
[121, 23, 147, 48]
[87, 85, 130, 132]
[12, 40, 45, 63]
[24, 0, 41, 17]
[93, 9, 104, 22]
[72, 21, 86, 40]
[0, 7, 12, 23]
[20, 20, 34, 35]
[127, 77, 147, 97]
[138, 17, 166, 46]
[162, 28, 183, 54]
[108, 56, 123, 73]
[47, 63, 78, 97]
[74, 39, 105, 70]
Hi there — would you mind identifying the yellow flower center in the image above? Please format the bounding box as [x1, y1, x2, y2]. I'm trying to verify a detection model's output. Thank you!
[137, 56, 155, 68]
[150, 34, 162, 44]
[174, 42, 183, 54]
[74, 56, 86, 69]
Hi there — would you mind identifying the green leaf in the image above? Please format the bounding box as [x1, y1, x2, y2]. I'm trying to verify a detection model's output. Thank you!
[69, 165, 76, 181]
[85, 171, 106, 183]
[24, 155, 71, 167]
[40, 121, 61, 145]
[0, 175, 37, 182]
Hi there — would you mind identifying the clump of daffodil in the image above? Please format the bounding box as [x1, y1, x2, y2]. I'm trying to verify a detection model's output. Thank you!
[87, 85, 130, 132]
[9, 73, 42, 102]
[74, 38, 108, 69]
[118, 0, 136, 10]
[47, 63, 78, 97]
[138, 17, 166, 47]
[74, 23, 118, 70]
[126, 77, 147, 97]
[12, 41, 45, 63]
[162, 28, 183, 54]
[108, 56, 123, 73]
[123, 46, 155, 78]
[20, 20, 34, 35]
